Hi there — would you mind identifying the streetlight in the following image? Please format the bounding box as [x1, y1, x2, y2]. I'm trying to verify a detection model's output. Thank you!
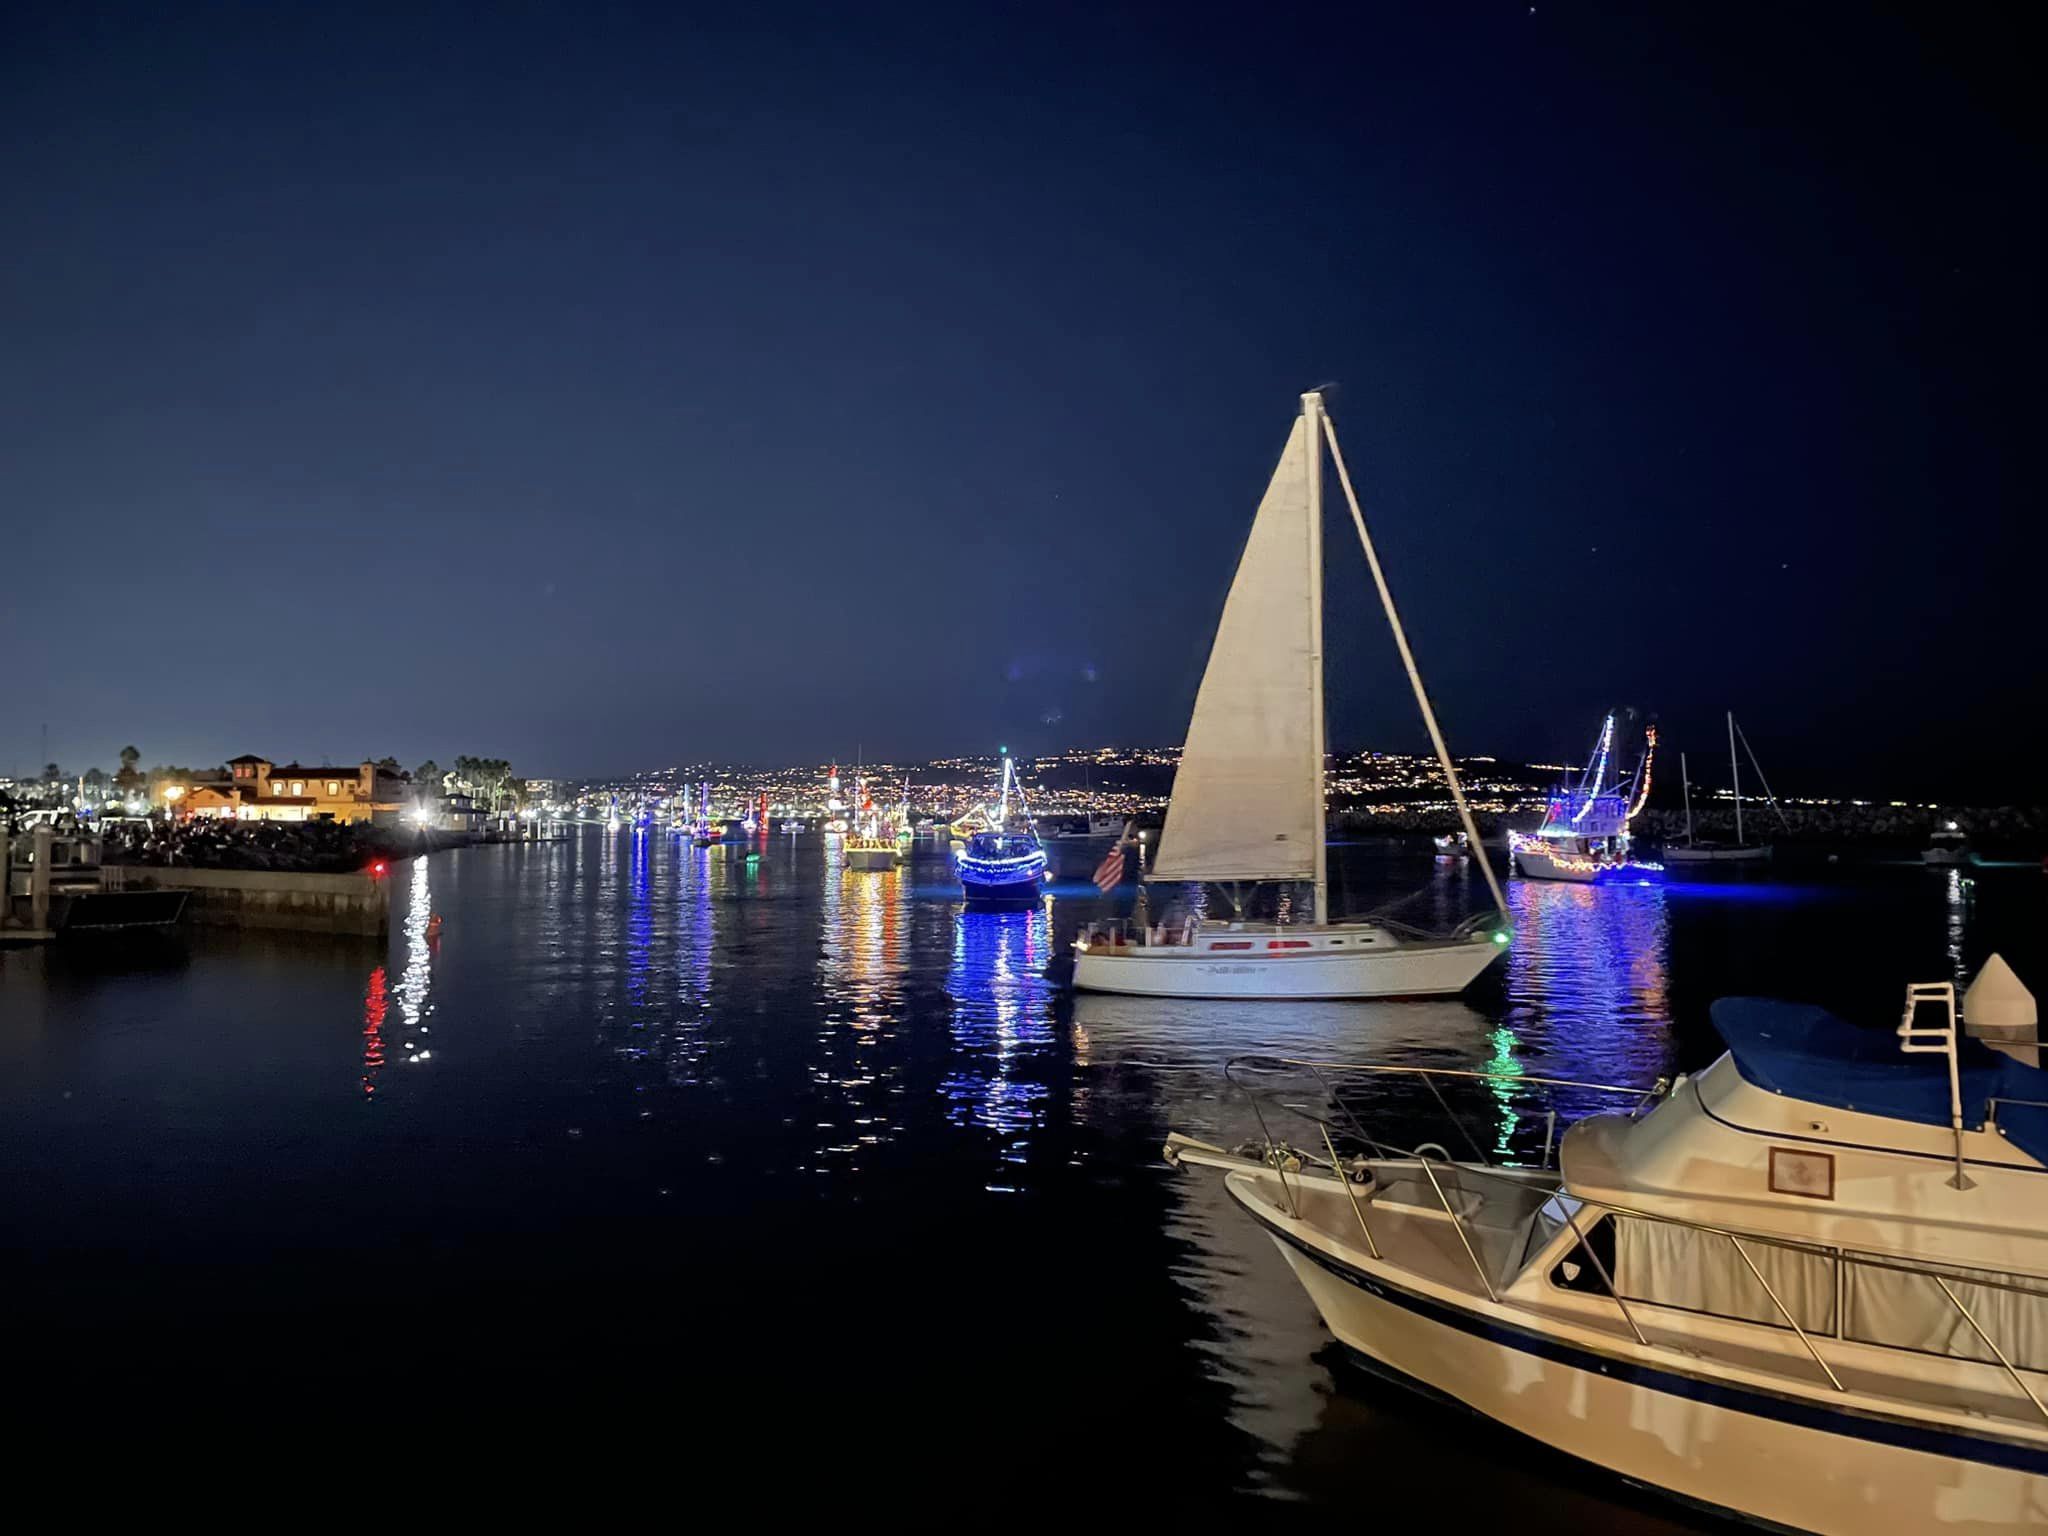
[161, 784, 184, 822]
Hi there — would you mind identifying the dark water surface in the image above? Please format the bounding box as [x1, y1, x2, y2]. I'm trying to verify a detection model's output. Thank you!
[2, 833, 2040, 1517]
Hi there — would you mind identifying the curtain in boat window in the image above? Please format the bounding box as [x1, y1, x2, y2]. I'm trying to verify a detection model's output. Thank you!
[1614, 1218, 1836, 1332]
[1843, 1257, 2048, 1372]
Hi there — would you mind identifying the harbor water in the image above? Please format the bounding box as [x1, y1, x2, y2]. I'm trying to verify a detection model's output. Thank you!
[2, 831, 2040, 1516]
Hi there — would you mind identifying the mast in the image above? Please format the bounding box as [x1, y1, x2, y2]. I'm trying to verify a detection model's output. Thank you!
[1681, 752, 1694, 845]
[1728, 711, 1744, 847]
[1303, 390, 1330, 926]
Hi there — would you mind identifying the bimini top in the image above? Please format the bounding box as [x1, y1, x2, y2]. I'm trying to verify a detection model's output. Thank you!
[1712, 997, 2048, 1164]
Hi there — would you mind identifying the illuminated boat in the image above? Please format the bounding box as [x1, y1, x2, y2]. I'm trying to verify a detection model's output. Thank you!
[1072, 391, 1507, 1000]
[1165, 967, 2048, 1533]
[1506, 715, 1662, 883]
[844, 778, 902, 870]
[689, 782, 721, 846]
[954, 753, 1045, 907]
[1666, 713, 1778, 866]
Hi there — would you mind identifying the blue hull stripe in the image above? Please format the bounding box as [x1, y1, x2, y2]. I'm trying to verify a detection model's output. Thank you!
[1245, 1204, 2048, 1477]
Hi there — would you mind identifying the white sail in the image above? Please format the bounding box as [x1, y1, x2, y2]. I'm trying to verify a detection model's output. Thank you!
[1152, 415, 1320, 883]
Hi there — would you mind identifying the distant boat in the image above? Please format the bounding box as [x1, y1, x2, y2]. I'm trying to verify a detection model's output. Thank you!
[1072, 391, 1508, 999]
[1924, 823, 1976, 867]
[844, 776, 903, 870]
[1507, 716, 1663, 884]
[954, 753, 1045, 907]
[1665, 714, 1777, 866]
[1433, 830, 1470, 858]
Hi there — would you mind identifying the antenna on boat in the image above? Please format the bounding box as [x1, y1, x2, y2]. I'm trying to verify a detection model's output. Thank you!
[1318, 406, 1509, 918]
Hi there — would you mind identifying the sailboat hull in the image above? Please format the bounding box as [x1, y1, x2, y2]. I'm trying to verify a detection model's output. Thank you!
[1663, 843, 1772, 865]
[1072, 927, 1500, 1000]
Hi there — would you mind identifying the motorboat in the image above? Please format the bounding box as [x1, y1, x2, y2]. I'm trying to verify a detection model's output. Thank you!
[1926, 824, 1976, 867]
[1506, 714, 1663, 883]
[1072, 391, 1507, 1000]
[1167, 967, 2048, 1532]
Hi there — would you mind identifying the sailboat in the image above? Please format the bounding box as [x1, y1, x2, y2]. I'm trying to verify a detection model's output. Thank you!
[1666, 712, 1779, 866]
[1071, 391, 1508, 1000]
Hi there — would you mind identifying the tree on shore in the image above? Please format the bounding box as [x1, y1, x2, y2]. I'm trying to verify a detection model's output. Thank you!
[454, 755, 514, 814]
[114, 745, 143, 796]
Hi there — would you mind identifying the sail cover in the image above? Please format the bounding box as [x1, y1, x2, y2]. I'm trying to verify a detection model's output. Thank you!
[1152, 415, 1320, 883]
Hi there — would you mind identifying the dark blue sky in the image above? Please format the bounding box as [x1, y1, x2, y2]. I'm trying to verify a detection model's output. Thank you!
[3, 4, 2037, 797]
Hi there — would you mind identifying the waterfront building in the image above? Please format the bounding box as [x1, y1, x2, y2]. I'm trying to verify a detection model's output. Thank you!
[184, 755, 412, 825]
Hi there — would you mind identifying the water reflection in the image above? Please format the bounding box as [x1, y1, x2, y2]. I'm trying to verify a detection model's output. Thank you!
[1944, 867, 1973, 987]
[944, 905, 1056, 1188]
[395, 854, 435, 1068]
[813, 853, 911, 1168]
[1500, 878, 1675, 1125]
[361, 965, 387, 1098]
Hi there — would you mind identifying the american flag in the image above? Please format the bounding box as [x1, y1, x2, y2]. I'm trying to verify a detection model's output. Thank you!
[1092, 840, 1126, 892]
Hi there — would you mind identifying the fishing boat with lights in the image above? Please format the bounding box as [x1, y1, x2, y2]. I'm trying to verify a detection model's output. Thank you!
[1163, 962, 2048, 1533]
[953, 752, 1046, 908]
[1071, 390, 1508, 1000]
[844, 777, 903, 871]
[1506, 714, 1662, 884]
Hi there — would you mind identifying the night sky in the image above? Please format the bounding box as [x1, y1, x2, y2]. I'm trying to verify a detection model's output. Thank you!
[3, 4, 2038, 798]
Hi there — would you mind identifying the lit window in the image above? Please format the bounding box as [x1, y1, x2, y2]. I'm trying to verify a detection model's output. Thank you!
[327, 781, 339, 796]
[292, 781, 305, 795]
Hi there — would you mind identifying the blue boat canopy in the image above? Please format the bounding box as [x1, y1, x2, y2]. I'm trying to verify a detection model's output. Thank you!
[1711, 997, 2048, 1166]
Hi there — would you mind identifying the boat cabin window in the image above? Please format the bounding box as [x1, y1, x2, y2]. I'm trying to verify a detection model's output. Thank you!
[1842, 1256, 2048, 1372]
[1614, 1218, 1836, 1333]
[1541, 1209, 1615, 1294]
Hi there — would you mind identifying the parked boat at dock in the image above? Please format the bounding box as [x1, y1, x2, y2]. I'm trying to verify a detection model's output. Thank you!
[1071, 390, 1507, 1000]
[1166, 966, 2048, 1533]
[3, 818, 189, 940]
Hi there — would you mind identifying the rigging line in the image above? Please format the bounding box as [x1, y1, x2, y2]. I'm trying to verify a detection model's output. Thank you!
[1732, 717, 1791, 831]
[1319, 411, 1509, 918]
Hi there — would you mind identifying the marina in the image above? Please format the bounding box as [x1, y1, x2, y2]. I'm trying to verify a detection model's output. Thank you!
[3, 829, 2042, 1519]
[5, 0, 2037, 1520]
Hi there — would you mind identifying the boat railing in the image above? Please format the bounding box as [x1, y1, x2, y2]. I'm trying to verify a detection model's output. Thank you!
[1214, 1057, 2048, 1426]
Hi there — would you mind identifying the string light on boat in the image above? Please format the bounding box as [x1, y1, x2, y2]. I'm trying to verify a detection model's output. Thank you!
[1627, 726, 1657, 821]
[1571, 714, 1615, 824]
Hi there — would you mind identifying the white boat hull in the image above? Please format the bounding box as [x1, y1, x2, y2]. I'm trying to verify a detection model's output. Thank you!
[1240, 1183, 2048, 1534]
[1508, 844, 1598, 882]
[1073, 930, 1500, 999]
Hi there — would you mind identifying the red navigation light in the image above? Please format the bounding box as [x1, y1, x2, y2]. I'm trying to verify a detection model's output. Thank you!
[370, 860, 389, 877]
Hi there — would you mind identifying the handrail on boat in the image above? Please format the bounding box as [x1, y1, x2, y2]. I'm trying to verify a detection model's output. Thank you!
[1211, 1062, 2048, 1425]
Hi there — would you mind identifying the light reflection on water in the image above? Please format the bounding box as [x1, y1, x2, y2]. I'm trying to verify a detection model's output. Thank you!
[396, 854, 435, 1066]
[75, 830, 2015, 1520]
[814, 847, 910, 1167]
[943, 903, 1055, 1186]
